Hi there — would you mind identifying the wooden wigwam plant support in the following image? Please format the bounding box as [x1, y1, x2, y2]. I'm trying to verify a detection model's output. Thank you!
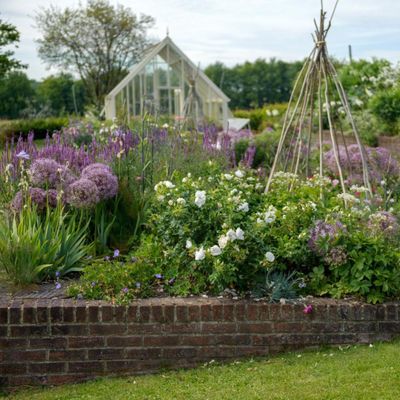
[265, 0, 372, 198]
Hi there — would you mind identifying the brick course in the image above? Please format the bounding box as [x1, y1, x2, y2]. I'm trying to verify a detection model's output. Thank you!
[0, 298, 399, 388]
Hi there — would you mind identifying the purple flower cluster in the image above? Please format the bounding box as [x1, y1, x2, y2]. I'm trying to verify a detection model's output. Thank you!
[29, 158, 76, 188]
[324, 144, 399, 185]
[66, 178, 100, 209]
[11, 188, 47, 212]
[367, 211, 399, 239]
[81, 164, 118, 200]
[308, 220, 345, 255]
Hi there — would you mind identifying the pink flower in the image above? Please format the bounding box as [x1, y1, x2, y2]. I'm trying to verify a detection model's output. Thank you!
[303, 305, 313, 314]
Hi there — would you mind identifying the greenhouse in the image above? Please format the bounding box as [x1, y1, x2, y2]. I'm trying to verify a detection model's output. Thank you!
[104, 36, 231, 127]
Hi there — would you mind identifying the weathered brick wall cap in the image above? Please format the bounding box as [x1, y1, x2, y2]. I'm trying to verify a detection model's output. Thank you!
[1, 298, 399, 388]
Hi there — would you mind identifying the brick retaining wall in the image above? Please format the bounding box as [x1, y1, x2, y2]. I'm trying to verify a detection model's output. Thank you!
[1, 298, 399, 387]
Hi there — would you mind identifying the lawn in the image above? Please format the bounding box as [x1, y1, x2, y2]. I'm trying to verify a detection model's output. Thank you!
[4, 340, 400, 400]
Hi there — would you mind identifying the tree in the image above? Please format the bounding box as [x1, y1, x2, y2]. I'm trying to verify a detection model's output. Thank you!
[37, 73, 87, 116]
[0, 71, 36, 119]
[0, 17, 26, 77]
[35, 0, 154, 110]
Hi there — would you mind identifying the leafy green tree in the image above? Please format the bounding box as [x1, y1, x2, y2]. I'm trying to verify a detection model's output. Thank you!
[0, 17, 26, 77]
[205, 59, 303, 109]
[0, 71, 36, 119]
[37, 73, 87, 116]
[35, 0, 154, 110]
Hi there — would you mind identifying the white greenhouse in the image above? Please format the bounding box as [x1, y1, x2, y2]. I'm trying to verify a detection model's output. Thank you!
[104, 36, 231, 127]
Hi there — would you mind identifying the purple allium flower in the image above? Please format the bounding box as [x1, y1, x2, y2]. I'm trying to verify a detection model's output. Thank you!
[66, 178, 99, 208]
[81, 163, 112, 175]
[11, 187, 47, 212]
[55, 282, 62, 290]
[81, 164, 118, 200]
[303, 305, 313, 314]
[121, 287, 129, 294]
[154, 274, 163, 280]
[30, 158, 60, 187]
[113, 249, 120, 258]
[55, 271, 60, 278]
[308, 220, 345, 255]
[16, 150, 30, 160]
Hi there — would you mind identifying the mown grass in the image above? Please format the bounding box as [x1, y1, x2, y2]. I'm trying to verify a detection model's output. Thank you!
[4, 339, 400, 400]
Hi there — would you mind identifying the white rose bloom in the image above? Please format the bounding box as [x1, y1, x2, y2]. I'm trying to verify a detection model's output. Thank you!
[235, 228, 245, 240]
[168, 200, 174, 206]
[182, 177, 188, 183]
[226, 229, 237, 241]
[256, 217, 264, 224]
[186, 240, 192, 249]
[194, 190, 206, 208]
[157, 195, 165, 201]
[164, 181, 175, 189]
[235, 170, 245, 178]
[224, 174, 233, 181]
[218, 235, 229, 249]
[238, 202, 249, 212]
[265, 252, 275, 262]
[195, 247, 206, 261]
[177, 198, 186, 205]
[209, 245, 222, 256]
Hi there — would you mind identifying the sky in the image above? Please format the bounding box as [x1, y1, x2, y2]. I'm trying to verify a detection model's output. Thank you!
[1, 0, 400, 81]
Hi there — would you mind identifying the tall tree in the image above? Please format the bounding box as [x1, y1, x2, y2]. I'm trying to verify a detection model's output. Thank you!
[0, 17, 26, 77]
[35, 0, 154, 110]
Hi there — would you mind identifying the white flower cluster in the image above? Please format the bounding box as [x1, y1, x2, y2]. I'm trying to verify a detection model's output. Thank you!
[194, 190, 206, 208]
[337, 193, 359, 203]
[154, 180, 175, 191]
[349, 185, 369, 193]
[256, 205, 277, 224]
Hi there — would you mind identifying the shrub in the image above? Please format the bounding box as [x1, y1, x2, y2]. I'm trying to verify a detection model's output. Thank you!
[370, 88, 400, 135]
[0, 117, 69, 143]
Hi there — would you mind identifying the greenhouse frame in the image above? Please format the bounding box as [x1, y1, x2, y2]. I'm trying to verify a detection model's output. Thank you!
[104, 36, 231, 127]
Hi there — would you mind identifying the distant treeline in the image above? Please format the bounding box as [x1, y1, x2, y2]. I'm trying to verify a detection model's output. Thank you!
[0, 72, 88, 120]
[204, 59, 304, 109]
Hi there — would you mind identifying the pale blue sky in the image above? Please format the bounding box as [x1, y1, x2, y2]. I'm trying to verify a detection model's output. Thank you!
[1, 0, 400, 80]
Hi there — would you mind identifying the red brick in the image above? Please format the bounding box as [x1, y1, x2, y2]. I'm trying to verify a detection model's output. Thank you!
[247, 304, 258, 321]
[107, 336, 142, 347]
[36, 300, 49, 324]
[128, 323, 163, 334]
[215, 335, 251, 346]
[88, 349, 125, 360]
[52, 324, 88, 336]
[212, 304, 223, 320]
[163, 323, 201, 334]
[163, 347, 197, 359]
[49, 350, 85, 361]
[0, 363, 27, 375]
[22, 301, 37, 324]
[188, 305, 201, 321]
[126, 348, 162, 360]
[238, 322, 273, 334]
[89, 324, 126, 336]
[164, 305, 175, 323]
[143, 335, 179, 346]
[386, 305, 397, 320]
[75, 304, 87, 323]
[2, 350, 46, 362]
[269, 304, 281, 320]
[102, 305, 114, 322]
[151, 305, 164, 322]
[223, 304, 234, 321]
[0, 306, 7, 324]
[29, 362, 66, 374]
[68, 337, 105, 348]
[200, 304, 212, 321]
[176, 305, 188, 322]
[30, 337, 67, 349]
[0, 338, 27, 349]
[379, 321, 400, 333]
[274, 322, 305, 334]
[68, 361, 105, 373]
[138, 306, 151, 322]
[234, 303, 246, 321]
[280, 305, 294, 321]
[10, 325, 49, 337]
[9, 301, 22, 324]
[88, 305, 99, 323]
[114, 306, 126, 323]
[180, 335, 215, 346]
[201, 322, 236, 334]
